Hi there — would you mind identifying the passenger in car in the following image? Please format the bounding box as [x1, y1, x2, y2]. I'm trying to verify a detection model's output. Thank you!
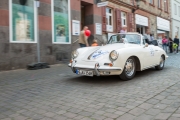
[91, 39, 98, 46]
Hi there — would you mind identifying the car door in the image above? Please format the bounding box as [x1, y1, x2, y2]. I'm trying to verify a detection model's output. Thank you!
[148, 45, 160, 65]
[141, 39, 158, 69]
[151, 45, 161, 65]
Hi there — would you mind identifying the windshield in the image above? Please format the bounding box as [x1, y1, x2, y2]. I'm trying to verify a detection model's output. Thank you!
[108, 34, 142, 45]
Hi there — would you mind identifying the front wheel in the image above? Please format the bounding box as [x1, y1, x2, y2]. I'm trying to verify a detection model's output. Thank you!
[155, 55, 165, 70]
[120, 57, 136, 81]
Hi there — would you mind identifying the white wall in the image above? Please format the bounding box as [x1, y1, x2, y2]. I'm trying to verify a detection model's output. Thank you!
[171, 0, 180, 38]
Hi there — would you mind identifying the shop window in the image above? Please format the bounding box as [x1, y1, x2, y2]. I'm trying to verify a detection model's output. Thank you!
[10, 0, 36, 43]
[52, 0, 71, 44]
[106, 7, 113, 32]
[174, 4, 177, 15]
[121, 12, 127, 27]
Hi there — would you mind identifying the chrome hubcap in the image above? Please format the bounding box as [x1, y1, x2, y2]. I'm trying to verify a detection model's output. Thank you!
[125, 59, 135, 77]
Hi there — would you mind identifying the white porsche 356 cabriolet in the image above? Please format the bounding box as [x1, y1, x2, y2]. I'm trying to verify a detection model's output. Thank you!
[69, 33, 168, 80]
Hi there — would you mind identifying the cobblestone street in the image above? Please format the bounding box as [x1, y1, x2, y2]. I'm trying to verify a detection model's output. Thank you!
[0, 53, 180, 120]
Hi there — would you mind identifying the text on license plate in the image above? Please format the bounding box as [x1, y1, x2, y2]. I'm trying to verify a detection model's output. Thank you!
[76, 70, 93, 76]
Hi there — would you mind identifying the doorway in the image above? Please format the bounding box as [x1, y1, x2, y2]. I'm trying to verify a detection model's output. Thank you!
[136, 25, 146, 35]
[80, 1, 93, 29]
[81, 5, 85, 30]
[80, 1, 94, 45]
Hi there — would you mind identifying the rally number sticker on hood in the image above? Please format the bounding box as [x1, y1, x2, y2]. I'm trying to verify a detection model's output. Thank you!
[90, 50, 109, 59]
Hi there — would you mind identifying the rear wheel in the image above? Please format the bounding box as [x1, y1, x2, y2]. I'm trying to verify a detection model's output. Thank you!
[120, 57, 136, 80]
[155, 55, 165, 70]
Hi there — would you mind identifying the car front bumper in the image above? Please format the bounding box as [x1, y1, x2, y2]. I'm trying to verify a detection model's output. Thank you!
[68, 61, 122, 76]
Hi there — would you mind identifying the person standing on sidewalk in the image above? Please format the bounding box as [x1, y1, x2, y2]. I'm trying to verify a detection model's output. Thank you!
[144, 29, 151, 43]
[168, 37, 173, 53]
[162, 36, 168, 53]
[174, 35, 179, 54]
[79, 26, 89, 47]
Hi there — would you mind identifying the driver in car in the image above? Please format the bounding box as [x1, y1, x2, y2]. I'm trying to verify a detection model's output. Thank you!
[117, 34, 125, 43]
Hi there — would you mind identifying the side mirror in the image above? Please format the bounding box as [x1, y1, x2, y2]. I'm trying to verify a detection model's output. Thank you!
[144, 43, 149, 48]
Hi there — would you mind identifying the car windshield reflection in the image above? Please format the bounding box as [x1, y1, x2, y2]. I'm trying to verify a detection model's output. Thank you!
[108, 34, 141, 45]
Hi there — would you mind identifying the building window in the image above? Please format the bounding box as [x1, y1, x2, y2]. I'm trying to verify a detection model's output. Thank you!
[175, 27, 179, 36]
[174, 4, 177, 15]
[121, 12, 127, 26]
[158, 0, 161, 8]
[10, 0, 36, 43]
[149, 0, 154, 4]
[106, 7, 113, 32]
[52, 0, 71, 44]
[164, 0, 168, 12]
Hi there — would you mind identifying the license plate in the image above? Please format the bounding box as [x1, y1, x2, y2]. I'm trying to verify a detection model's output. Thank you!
[76, 70, 93, 76]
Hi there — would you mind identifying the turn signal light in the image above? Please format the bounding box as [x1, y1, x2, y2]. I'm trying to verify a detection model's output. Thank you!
[109, 63, 113, 67]
[104, 63, 113, 67]
[70, 60, 73, 63]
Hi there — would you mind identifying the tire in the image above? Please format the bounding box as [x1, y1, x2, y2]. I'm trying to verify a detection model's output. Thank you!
[120, 57, 136, 80]
[155, 55, 165, 70]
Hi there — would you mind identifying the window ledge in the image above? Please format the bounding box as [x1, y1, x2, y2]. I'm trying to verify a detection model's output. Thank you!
[164, 11, 169, 13]
[149, 3, 155, 7]
[158, 8, 162, 10]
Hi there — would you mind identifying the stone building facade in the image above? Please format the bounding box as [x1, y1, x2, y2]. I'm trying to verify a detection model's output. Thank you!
[0, 0, 171, 71]
[171, 0, 180, 39]
[135, 0, 171, 40]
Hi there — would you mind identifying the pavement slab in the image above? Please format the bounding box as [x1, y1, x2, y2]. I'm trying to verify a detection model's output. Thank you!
[0, 53, 180, 120]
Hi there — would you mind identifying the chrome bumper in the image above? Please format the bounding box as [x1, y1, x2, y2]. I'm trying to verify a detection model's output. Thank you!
[68, 62, 122, 76]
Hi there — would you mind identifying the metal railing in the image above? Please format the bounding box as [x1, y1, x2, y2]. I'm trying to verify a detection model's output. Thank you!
[73, 39, 79, 44]
[72, 36, 105, 45]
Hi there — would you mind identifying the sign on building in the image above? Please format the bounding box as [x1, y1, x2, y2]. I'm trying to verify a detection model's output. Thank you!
[96, 23, 102, 35]
[97, 1, 108, 7]
[72, 20, 80, 36]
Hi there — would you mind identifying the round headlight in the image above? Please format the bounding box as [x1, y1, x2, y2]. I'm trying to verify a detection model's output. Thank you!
[72, 50, 79, 59]
[109, 50, 118, 61]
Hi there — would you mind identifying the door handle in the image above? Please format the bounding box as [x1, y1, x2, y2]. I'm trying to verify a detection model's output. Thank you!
[155, 50, 158, 51]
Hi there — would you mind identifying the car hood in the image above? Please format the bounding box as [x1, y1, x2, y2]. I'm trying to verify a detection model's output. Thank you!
[79, 43, 139, 61]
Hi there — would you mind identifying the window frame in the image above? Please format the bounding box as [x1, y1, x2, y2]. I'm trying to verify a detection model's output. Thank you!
[106, 7, 113, 32]
[9, 0, 37, 43]
[121, 12, 127, 27]
[51, 0, 71, 44]
[164, 0, 168, 12]
[158, 0, 162, 9]
[149, 0, 154, 5]
[174, 3, 177, 15]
